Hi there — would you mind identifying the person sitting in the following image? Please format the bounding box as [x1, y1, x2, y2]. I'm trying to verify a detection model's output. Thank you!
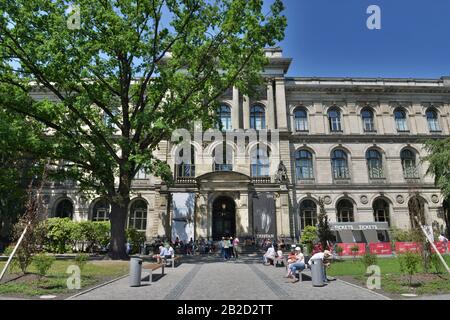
[152, 245, 164, 264]
[263, 246, 276, 266]
[289, 247, 305, 282]
[285, 250, 298, 278]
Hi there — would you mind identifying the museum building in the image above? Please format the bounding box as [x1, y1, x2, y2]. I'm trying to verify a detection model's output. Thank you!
[39, 48, 450, 243]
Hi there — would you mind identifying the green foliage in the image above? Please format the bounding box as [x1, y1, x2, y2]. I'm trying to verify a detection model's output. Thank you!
[317, 198, 333, 249]
[430, 254, 445, 274]
[335, 245, 344, 256]
[75, 253, 89, 272]
[0, 0, 286, 259]
[361, 252, 378, 270]
[350, 245, 360, 260]
[398, 252, 421, 286]
[126, 228, 146, 254]
[424, 139, 450, 200]
[41, 218, 73, 253]
[390, 227, 415, 242]
[300, 226, 317, 255]
[32, 253, 55, 278]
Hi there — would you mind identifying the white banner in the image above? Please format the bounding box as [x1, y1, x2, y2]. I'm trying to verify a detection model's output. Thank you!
[171, 193, 195, 242]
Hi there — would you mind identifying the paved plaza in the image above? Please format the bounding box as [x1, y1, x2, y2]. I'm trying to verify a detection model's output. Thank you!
[69, 257, 389, 300]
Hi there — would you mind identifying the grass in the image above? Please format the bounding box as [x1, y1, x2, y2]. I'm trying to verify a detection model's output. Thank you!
[328, 256, 450, 296]
[0, 260, 129, 298]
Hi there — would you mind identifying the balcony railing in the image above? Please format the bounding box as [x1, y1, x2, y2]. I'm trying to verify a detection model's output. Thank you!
[252, 176, 272, 184]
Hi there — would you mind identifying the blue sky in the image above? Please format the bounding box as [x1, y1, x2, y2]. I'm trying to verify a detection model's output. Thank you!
[275, 0, 450, 78]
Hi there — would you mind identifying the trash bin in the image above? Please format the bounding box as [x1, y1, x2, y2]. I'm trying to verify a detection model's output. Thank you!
[129, 258, 143, 287]
[310, 258, 325, 287]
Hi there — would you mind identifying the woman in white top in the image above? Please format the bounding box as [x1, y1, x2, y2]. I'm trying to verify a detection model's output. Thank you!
[263, 246, 276, 265]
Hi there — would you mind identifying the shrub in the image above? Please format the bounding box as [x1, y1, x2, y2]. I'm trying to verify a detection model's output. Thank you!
[361, 252, 378, 270]
[126, 228, 147, 254]
[390, 227, 414, 242]
[42, 218, 74, 253]
[430, 253, 445, 274]
[75, 253, 89, 272]
[350, 245, 360, 260]
[300, 226, 318, 255]
[335, 245, 343, 256]
[32, 253, 55, 279]
[398, 252, 421, 286]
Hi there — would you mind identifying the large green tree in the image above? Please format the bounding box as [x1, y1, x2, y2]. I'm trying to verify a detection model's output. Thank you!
[0, 0, 286, 259]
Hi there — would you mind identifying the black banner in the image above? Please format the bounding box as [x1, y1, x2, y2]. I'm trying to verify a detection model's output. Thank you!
[252, 193, 276, 239]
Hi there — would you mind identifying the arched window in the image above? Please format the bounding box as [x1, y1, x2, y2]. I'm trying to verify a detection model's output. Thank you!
[217, 105, 232, 131]
[394, 109, 408, 132]
[337, 199, 354, 222]
[92, 198, 110, 222]
[426, 109, 440, 132]
[295, 149, 314, 180]
[294, 108, 308, 132]
[55, 199, 73, 219]
[401, 149, 419, 179]
[177, 145, 196, 178]
[361, 108, 375, 132]
[213, 143, 233, 172]
[373, 199, 390, 226]
[129, 200, 147, 231]
[250, 145, 270, 177]
[300, 200, 317, 230]
[328, 108, 342, 132]
[366, 149, 384, 179]
[250, 105, 266, 130]
[331, 149, 350, 179]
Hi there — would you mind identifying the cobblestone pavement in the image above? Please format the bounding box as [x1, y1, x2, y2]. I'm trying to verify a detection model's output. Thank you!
[70, 257, 389, 300]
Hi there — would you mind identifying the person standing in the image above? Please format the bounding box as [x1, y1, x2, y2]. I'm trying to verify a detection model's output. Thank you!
[233, 236, 240, 259]
[223, 237, 231, 260]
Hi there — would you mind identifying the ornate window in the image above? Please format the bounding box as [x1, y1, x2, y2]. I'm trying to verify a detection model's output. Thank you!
[128, 200, 147, 231]
[213, 143, 233, 172]
[337, 199, 354, 222]
[328, 108, 342, 132]
[426, 109, 440, 132]
[251, 145, 270, 177]
[331, 149, 350, 179]
[92, 198, 110, 222]
[294, 108, 308, 132]
[366, 149, 384, 179]
[373, 199, 390, 226]
[177, 145, 196, 178]
[394, 109, 408, 132]
[250, 105, 266, 130]
[401, 149, 419, 179]
[361, 108, 375, 132]
[217, 105, 232, 131]
[295, 149, 314, 180]
[300, 200, 317, 230]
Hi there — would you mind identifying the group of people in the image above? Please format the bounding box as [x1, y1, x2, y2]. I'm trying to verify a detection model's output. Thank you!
[263, 243, 333, 283]
[152, 243, 175, 264]
[220, 236, 240, 260]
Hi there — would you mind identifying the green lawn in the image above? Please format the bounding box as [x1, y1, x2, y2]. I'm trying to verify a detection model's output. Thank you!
[0, 260, 129, 298]
[328, 256, 450, 296]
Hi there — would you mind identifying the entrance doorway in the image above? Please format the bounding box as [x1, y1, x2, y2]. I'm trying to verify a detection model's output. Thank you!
[212, 197, 236, 240]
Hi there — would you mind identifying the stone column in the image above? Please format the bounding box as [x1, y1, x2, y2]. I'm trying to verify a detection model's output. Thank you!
[232, 86, 240, 129]
[243, 95, 250, 129]
[236, 192, 250, 237]
[267, 81, 276, 130]
[275, 78, 288, 130]
[276, 190, 291, 238]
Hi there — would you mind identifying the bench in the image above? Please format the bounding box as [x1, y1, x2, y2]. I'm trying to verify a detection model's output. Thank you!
[273, 256, 286, 268]
[143, 263, 165, 283]
[162, 255, 181, 269]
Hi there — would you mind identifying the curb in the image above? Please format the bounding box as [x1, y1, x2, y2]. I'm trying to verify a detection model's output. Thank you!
[336, 278, 392, 300]
[65, 274, 129, 300]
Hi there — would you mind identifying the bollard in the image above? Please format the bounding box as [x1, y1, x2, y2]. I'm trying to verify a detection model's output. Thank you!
[129, 258, 143, 287]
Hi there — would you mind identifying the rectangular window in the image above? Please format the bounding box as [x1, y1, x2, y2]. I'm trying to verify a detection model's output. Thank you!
[396, 119, 408, 132]
[428, 119, 440, 132]
[363, 118, 375, 132]
[330, 118, 342, 132]
[295, 118, 308, 131]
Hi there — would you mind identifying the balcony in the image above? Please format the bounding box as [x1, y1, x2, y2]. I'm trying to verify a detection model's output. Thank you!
[251, 176, 272, 184]
[175, 164, 196, 184]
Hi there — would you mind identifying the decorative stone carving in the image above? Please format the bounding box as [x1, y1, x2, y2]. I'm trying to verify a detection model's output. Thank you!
[275, 161, 288, 183]
[396, 195, 405, 204]
[360, 195, 369, 205]
[323, 196, 332, 205]
[431, 195, 439, 204]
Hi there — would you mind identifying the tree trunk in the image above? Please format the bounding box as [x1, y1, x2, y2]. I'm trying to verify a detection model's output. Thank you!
[109, 201, 129, 260]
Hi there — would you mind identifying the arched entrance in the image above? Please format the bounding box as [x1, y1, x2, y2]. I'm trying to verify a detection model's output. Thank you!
[55, 199, 73, 219]
[212, 196, 236, 240]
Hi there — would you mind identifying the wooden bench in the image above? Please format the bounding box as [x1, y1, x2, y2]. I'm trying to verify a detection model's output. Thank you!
[142, 263, 165, 283]
[162, 255, 181, 269]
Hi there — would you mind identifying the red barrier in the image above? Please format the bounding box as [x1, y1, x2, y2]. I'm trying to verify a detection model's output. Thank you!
[432, 242, 448, 254]
[395, 242, 421, 253]
[336, 243, 366, 256]
[369, 243, 392, 255]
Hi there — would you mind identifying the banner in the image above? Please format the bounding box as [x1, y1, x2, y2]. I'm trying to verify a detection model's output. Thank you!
[171, 193, 195, 242]
[336, 243, 366, 256]
[252, 193, 276, 239]
[395, 242, 421, 253]
[369, 243, 392, 255]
